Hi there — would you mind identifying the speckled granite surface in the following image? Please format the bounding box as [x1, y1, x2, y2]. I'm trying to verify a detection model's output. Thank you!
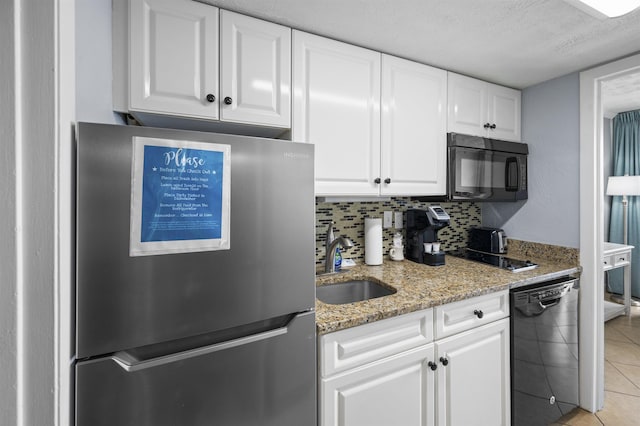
[507, 239, 579, 265]
[315, 250, 581, 335]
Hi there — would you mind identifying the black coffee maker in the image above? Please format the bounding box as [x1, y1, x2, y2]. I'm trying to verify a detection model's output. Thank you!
[406, 206, 450, 266]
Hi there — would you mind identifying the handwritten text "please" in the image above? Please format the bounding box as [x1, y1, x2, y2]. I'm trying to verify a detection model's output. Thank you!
[163, 148, 206, 168]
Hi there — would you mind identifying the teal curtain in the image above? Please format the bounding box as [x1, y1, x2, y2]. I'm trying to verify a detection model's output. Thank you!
[609, 109, 640, 297]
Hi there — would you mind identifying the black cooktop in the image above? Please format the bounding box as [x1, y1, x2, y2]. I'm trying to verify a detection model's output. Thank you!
[447, 248, 538, 273]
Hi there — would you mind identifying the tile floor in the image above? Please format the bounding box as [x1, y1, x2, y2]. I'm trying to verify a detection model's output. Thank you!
[552, 302, 640, 426]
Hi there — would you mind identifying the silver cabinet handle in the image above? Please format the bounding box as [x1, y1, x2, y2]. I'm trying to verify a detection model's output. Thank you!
[111, 322, 290, 372]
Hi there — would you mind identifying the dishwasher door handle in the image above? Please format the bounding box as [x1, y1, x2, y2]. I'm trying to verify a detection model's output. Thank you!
[538, 298, 560, 311]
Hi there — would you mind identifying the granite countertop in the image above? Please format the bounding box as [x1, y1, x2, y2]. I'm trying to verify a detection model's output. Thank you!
[315, 249, 581, 335]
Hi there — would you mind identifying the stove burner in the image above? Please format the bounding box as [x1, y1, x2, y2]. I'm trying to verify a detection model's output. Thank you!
[448, 248, 538, 272]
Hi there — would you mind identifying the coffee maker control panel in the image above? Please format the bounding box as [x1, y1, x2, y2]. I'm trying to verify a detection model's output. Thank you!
[428, 205, 450, 222]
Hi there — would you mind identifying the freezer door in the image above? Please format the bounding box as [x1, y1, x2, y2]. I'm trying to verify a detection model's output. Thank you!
[76, 123, 315, 358]
[76, 311, 316, 426]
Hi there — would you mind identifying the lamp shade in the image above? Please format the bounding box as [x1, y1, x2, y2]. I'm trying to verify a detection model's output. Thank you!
[606, 175, 640, 196]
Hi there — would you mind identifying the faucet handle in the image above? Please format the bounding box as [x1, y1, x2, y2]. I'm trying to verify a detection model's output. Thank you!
[325, 221, 335, 244]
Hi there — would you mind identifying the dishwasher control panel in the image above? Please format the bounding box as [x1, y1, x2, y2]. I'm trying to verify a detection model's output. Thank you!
[512, 277, 577, 307]
[530, 284, 570, 302]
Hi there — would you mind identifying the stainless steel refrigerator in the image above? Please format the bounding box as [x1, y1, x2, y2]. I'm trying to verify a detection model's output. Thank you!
[75, 122, 316, 425]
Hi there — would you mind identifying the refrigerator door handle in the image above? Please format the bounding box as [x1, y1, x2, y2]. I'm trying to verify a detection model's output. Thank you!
[111, 321, 292, 373]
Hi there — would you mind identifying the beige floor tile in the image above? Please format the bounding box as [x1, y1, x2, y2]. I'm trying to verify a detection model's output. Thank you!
[605, 361, 640, 396]
[608, 310, 640, 329]
[545, 302, 640, 425]
[606, 314, 628, 327]
[605, 326, 634, 344]
[614, 325, 640, 347]
[611, 361, 640, 391]
[555, 408, 603, 425]
[595, 391, 640, 426]
[604, 339, 640, 366]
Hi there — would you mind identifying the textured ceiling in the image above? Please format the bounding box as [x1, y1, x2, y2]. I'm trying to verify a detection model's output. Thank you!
[202, 0, 640, 90]
[602, 71, 640, 118]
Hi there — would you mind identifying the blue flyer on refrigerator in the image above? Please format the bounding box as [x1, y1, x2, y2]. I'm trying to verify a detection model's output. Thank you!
[129, 136, 231, 256]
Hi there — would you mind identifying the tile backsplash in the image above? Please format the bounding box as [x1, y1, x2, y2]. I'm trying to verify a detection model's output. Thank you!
[316, 198, 481, 266]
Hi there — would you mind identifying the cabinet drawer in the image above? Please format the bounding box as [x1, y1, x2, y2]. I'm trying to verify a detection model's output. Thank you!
[603, 255, 614, 270]
[613, 252, 630, 267]
[319, 309, 433, 378]
[435, 291, 509, 339]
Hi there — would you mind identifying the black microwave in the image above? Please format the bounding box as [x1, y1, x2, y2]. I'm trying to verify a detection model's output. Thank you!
[447, 133, 528, 202]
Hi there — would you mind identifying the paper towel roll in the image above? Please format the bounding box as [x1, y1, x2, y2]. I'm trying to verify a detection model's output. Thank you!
[364, 218, 383, 265]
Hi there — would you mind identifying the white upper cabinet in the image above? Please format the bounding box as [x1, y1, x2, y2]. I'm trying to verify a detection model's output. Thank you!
[292, 33, 448, 197]
[123, 0, 291, 129]
[447, 72, 521, 141]
[487, 83, 521, 141]
[129, 0, 219, 119]
[381, 55, 447, 196]
[220, 10, 291, 127]
[293, 31, 381, 196]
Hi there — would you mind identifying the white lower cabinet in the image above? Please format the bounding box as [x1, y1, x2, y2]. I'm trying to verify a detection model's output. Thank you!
[436, 318, 510, 426]
[318, 292, 510, 426]
[321, 344, 436, 426]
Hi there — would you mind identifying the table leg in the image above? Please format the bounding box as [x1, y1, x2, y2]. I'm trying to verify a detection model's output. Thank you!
[624, 264, 632, 315]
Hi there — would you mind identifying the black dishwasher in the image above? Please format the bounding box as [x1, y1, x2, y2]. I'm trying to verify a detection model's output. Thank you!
[510, 277, 579, 426]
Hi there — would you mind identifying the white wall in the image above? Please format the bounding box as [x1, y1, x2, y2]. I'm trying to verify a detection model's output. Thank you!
[1, 1, 19, 423]
[76, 0, 123, 124]
[1, 1, 75, 425]
[482, 72, 580, 248]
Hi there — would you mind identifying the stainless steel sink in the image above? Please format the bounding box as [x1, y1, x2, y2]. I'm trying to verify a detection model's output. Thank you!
[316, 280, 396, 305]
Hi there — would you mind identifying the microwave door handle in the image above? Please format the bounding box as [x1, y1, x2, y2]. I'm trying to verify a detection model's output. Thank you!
[505, 157, 518, 192]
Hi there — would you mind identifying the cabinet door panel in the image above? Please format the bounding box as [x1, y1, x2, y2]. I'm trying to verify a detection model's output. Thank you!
[381, 55, 447, 195]
[293, 31, 381, 196]
[321, 345, 436, 426]
[220, 11, 291, 127]
[447, 73, 487, 137]
[487, 84, 521, 141]
[436, 319, 510, 426]
[129, 0, 219, 119]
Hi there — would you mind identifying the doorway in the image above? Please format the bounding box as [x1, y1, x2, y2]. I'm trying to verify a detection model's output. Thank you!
[579, 52, 640, 412]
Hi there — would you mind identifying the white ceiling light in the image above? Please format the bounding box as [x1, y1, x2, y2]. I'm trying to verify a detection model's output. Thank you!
[565, 0, 640, 18]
